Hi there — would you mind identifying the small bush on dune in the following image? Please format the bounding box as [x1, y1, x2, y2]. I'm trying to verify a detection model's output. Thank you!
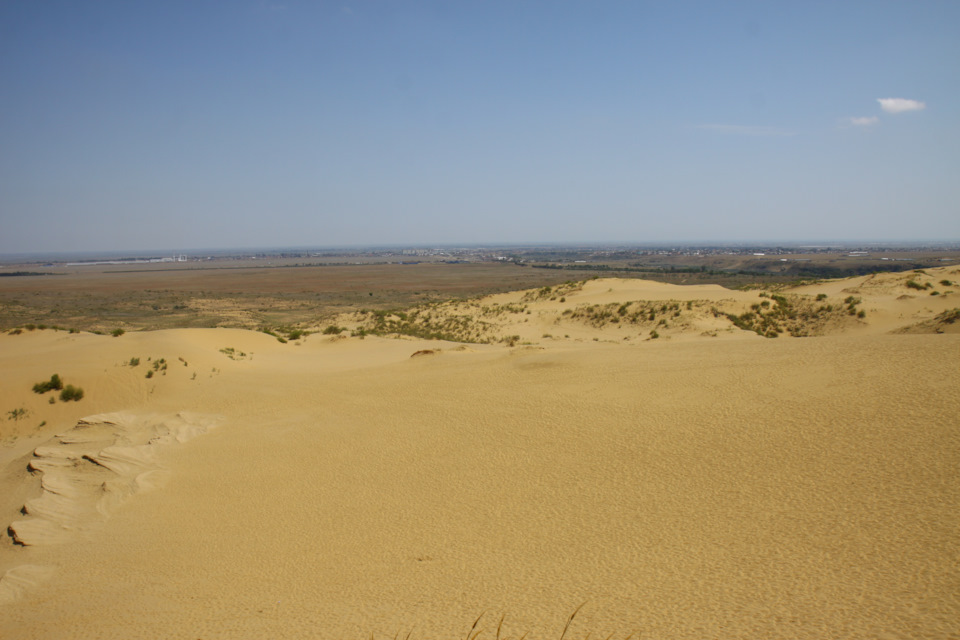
[32, 374, 63, 394]
[59, 385, 84, 402]
[111, 328, 125, 337]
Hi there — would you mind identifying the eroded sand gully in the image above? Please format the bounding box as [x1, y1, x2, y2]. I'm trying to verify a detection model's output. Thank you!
[0, 273, 958, 639]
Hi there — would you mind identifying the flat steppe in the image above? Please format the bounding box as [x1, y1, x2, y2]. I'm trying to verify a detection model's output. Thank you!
[0, 268, 957, 639]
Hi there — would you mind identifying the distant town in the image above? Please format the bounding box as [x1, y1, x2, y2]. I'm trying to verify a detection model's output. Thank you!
[2, 242, 959, 283]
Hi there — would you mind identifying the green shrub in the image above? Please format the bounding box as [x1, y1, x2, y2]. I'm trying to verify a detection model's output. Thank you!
[32, 374, 63, 394]
[7, 408, 28, 421]
[59, 385, 84, 402]
[322, 325, 345, 335]
[905, 280, 927, 291]
[129, 357, 140, 366]
[816, 293, 827, 301]
[940, 280, 953, 287]
[111, 328, 125, 337]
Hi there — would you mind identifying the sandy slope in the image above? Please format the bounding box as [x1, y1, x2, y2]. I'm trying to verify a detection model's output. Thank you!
[0, 271, 958, 639]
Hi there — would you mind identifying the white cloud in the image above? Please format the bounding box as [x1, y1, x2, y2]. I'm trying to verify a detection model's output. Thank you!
[849, 116, 879, 126]
[877, 98, 926, 114]
[696, 124, 797, 136]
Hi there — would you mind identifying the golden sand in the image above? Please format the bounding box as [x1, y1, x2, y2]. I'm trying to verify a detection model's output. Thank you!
[1, 270, 958, 639]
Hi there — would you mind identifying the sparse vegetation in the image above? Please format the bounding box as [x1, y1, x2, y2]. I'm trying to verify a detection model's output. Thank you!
[726, 292, 863, 337]
[938, 308, 960, 325]
[111, 328, 125, 337]
[7, 408, 28, 421]
[357, 306, 492, 343]
[129, 357, 141, 366]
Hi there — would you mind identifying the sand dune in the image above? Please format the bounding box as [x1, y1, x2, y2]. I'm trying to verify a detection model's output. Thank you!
[1, 270, 958, 638]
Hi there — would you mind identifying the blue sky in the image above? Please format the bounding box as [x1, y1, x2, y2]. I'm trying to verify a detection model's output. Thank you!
[1, 1, 957, 253]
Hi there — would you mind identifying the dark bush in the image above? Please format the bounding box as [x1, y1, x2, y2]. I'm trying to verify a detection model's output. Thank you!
[59, 385, 84, 402]
[32, 374, 63, 394]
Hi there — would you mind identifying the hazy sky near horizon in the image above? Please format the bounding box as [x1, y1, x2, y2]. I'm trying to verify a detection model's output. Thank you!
[1, 1, 958, 253]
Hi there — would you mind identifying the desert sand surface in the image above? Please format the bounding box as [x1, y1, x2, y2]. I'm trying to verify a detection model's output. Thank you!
[1, 269, 958, 639]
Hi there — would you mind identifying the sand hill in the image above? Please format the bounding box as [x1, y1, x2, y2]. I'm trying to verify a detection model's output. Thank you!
[1, 268, 958, 639]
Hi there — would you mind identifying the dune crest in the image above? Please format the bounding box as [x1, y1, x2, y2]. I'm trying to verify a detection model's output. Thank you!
[341, 266, 960, 344]
[7, 411, 221, 547]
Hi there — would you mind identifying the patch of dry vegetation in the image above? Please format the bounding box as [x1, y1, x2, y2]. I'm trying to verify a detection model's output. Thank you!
[355, 305, 494, 343]
[724, 292, 865, 337]
[895, 307, 960, 334]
